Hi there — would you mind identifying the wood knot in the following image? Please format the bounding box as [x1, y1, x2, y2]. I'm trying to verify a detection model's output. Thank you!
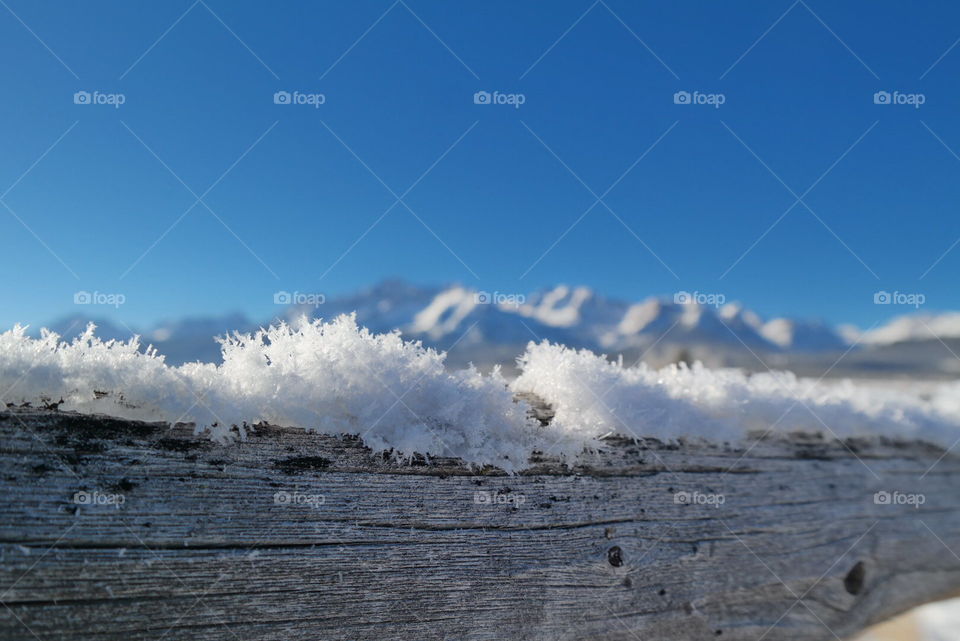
[844, 561, 866, 595]
[607, 546, 624, 567]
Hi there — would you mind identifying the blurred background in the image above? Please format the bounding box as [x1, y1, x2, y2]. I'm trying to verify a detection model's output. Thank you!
[2, 0, 959, 369]
[854, 597, 960, 641]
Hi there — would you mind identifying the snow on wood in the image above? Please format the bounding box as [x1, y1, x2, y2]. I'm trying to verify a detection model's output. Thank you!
[3, 318, 960, 472]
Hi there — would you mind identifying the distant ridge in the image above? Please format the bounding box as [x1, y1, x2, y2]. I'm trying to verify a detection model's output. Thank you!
[35, 280, 960, 377]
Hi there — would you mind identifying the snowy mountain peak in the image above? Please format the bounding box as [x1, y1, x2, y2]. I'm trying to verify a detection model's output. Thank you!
[861, 312, 960, 345]
[720, 303, 764, 330]
[618, 299, 667, 335]
[518, 285, 591, 327]
[760, 318, 848, 351]
[518, 284, 625, 330]
[613, 296, 779, 351]
[43, 280, 960, 370]
[410, 286, 479, 340]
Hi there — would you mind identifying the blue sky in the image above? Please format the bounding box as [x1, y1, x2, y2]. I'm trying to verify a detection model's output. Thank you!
[2, 0, 959, 329]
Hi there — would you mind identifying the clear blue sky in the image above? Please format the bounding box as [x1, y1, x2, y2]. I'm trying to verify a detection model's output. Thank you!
[2, 0, 959, 329]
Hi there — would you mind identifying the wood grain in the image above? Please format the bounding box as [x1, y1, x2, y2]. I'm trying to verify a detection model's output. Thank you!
[1, 407, 959, 640]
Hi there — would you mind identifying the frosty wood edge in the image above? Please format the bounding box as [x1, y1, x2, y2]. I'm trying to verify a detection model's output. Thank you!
[1, 406, 959, 641]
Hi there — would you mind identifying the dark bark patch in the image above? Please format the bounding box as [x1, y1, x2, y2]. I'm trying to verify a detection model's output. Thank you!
[274, 456, 332, 474]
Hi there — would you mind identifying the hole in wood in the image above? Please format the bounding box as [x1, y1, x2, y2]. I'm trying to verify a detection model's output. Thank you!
[608, 546, 624, 567]
[844, 561, 866, 595]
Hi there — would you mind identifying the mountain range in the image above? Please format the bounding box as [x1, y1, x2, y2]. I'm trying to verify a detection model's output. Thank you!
[38, 280, 960, 379]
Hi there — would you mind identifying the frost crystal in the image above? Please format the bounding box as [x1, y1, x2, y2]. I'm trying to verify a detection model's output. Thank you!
[2, 319, 959, 469]
[512, 340, 960, 447]
[0, 316, 539, 469]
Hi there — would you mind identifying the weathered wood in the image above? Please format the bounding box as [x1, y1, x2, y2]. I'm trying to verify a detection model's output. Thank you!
[1, 407, 959, 640]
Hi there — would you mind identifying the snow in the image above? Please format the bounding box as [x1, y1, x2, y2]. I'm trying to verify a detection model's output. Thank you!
[3, 317, 960, 468]
[615, 299, 777, 351]
[516, 285, 624, 330]
[719, 302, 764, 330]
[862, 312, 960, 345]
[403, 284, 960, 353]
[618, 299, 669, 335]
[409, 286, 478, 340]
[760, 317, 848, 351]
[512, 340, 960, 448]
[44, 282, 960, 371]
[0, 317, 540, 470]
[518, 285, 593, 327]
[761, 318, 805, 349]
[915, 597, 960, 641]
[512, 341, 742, 444]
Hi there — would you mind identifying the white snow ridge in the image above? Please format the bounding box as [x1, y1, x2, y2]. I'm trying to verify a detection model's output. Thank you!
[2, 316, 960, 469]
[0, 317, 541, 470]
[512, 341, 960, 448]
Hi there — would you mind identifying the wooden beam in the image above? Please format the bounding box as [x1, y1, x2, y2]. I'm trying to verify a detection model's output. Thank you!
[1, 408, 958, 640]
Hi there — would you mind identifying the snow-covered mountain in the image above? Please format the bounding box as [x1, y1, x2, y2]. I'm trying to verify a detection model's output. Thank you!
[760, 317, 850, 352]
[860, 312, 960, 345]
[611, 299, 775, 352]
[31, 281, 960, 377]
[294, 283, 859, 363]
[286, 279, 440, 334]
[517, 285, 627, 335]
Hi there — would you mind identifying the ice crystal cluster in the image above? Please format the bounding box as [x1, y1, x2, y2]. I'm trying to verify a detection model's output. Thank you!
[2, 315, 958, 468]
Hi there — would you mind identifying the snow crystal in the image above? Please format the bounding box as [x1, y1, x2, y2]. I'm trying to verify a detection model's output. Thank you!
[0, 316, 540, 470]
[2, 319, 960, 469]
[512, 340, 960, 448]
